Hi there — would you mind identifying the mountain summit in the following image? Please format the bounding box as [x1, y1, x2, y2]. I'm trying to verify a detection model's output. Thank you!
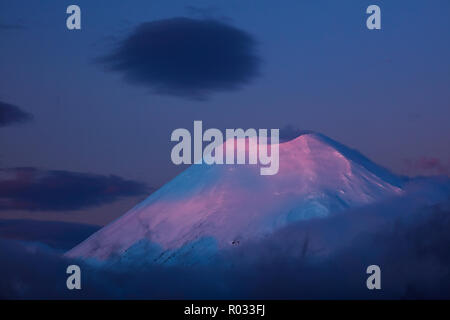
[66, 133, 403, 265]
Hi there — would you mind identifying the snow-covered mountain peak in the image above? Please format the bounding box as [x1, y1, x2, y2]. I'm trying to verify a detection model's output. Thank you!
[66, 133, 403, 265]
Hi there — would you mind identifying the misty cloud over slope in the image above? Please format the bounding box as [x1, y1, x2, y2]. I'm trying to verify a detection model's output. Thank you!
[1, 177, 449, 299]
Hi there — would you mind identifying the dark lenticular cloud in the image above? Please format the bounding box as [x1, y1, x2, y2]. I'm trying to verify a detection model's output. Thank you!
[0, 101, 33, 127]
[0, 167, 148, 211]
[97, 18, 260, 99]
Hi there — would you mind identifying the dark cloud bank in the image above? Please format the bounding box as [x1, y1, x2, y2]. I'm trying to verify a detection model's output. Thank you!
[0, 219, 100, 251]
[97, 18, 260, 99]
[0, 167, 148, 211]
[0, 177, 449, 299]
[0, 101, 33, 127]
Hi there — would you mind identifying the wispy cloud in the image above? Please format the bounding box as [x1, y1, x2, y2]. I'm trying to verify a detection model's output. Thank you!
[0, 167, 149, 211]
[279, 125, 314, 142]
[0, 22, 26, 31]
[404, 157, 450, 176]
[0, 101, 33, 127]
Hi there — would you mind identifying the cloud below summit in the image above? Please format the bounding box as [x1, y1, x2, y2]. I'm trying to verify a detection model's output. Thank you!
[1, 177, 449, 299]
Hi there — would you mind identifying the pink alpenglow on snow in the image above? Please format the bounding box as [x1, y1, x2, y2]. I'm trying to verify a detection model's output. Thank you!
[66, 133, 404, 265]
[170, 121, 280, 175]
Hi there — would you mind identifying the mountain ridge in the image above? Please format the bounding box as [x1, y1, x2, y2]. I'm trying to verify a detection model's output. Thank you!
[66, 133, 404, 265]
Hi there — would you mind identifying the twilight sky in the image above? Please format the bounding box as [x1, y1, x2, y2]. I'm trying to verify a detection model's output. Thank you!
[0, 0, 449, 225]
